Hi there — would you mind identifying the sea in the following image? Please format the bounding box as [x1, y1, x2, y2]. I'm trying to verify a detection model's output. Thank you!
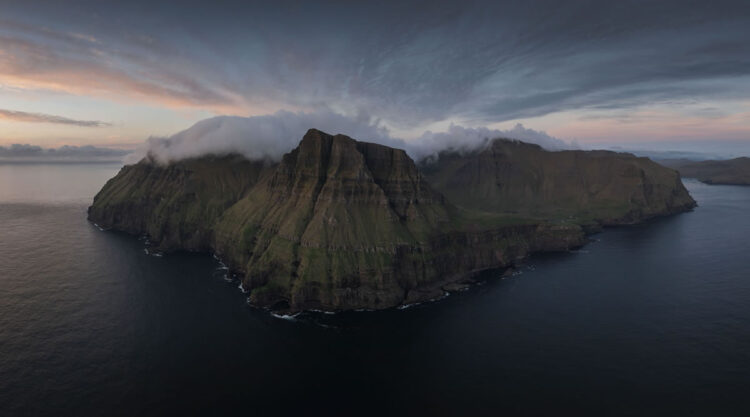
[1, 162, 749, 416]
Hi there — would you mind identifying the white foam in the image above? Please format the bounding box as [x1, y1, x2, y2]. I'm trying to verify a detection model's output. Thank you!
[428, 292, 450, 302]
[270, 312, 299, 321]
[143, 248, 163, 257]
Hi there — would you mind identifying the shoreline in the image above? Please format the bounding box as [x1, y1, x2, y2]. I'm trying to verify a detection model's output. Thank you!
[90, 208, 694, 316]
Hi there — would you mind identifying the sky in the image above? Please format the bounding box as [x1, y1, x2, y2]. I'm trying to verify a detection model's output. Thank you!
[1, 0, 750, 159]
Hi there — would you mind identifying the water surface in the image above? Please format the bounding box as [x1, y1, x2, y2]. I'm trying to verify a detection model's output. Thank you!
[1, 164, 749, 416]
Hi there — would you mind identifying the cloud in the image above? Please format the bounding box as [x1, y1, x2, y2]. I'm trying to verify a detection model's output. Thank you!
[0, 143, 129, 162]
[411, 123, 570, 161]
[126, 110, 570, 164]
[2, 1, 750, 130]
[0, 34, 247, 114]
[126, 110, 402, 164]
[0, 109, 110, 127]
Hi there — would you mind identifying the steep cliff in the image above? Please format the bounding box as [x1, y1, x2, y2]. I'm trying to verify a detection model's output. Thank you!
[211, 130, 457, 310]
[88, 154, 272, 252]
[206, 130, 584, 310]
[421, 139, 696, 226]
[89, 130, 696, 312]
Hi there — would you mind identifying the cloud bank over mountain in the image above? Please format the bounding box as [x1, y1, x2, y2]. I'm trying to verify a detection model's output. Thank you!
[126, 111, 571, 164]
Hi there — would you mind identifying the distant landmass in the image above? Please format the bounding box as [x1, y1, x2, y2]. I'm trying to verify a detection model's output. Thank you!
[660, 157, 750, 185]
[88, 129, 695, 312]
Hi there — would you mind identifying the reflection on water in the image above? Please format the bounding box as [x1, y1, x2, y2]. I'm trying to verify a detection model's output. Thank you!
[0, 163, 121, 204]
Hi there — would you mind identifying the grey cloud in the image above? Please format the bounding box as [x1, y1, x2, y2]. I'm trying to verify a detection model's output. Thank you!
[0, 109, 110, 127]
[2, 1, 750, 128]
[411, 123, 570, 161]
[126, 110, 404, 164]
[0, 143, 129, 162]
[126, 111, 571, 165]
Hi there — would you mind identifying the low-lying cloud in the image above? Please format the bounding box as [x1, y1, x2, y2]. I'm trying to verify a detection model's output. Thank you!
[127, 110, 571, 164]
[411, 124, 569, 161]
[0, 144, 129, 162]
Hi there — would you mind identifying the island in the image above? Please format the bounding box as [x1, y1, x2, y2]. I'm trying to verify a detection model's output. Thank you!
[89, 129, 696, 312]
[660, 157, 750, 185]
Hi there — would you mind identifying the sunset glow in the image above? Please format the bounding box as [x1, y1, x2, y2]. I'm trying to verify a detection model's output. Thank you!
[1, 1, 749, 154]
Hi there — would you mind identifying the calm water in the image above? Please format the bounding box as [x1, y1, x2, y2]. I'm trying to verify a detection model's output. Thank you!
[1, 163, 749, 416]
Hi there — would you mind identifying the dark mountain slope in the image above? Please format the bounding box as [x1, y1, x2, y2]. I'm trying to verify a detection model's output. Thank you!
[88, 154, 271, 251]
[421, 139, 696, 225]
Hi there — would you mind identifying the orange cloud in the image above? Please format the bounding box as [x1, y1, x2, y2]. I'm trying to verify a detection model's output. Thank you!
[0, 35, 263, 115]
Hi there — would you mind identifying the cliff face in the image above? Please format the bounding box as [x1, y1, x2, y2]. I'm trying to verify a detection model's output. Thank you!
[88, 154, 272, 252]
[421, 139, 696, 225]
[89, 130, 696, 312]
[210, 130, 458, 310]
[207, 131, 585, 310]
[661, 157, 750, 185]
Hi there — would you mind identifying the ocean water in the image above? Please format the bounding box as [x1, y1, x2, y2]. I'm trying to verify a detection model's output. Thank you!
[1, 163, 749, 416]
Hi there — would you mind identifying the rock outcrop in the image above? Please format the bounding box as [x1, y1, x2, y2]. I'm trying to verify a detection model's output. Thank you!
[89, 130, 696, 312]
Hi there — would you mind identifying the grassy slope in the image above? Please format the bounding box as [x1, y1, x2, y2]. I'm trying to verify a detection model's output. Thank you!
[422, 139, 696, 226]
[88, 154, 271, 251]
[211, 131, 460, 309]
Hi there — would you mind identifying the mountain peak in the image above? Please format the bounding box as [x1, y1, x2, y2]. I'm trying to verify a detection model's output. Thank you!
[89, 130, 695, 312]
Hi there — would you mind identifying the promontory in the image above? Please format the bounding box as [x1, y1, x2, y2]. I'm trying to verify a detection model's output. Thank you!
[89, 129, 696, 312]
